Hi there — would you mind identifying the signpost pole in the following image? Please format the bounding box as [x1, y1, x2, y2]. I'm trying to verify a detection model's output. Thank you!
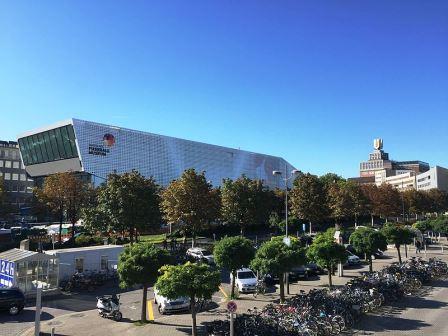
[35, 286, 42, 336]
[230, 313, 234, 336]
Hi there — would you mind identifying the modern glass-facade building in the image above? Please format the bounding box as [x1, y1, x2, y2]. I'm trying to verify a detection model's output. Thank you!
[17, 119, 296, 189]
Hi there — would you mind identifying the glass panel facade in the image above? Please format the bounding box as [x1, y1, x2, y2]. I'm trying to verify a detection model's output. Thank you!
[18, 125, 79, 166]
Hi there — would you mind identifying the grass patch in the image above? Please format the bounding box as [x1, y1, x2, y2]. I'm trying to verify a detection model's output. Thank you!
[139, 234, 167, 244]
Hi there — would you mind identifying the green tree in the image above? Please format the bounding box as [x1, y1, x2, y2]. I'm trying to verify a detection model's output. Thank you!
[327, 180, 354, 227]
[156, 262, 221, 336]
[346, 181, 369, 227]
[221, 176, 273, 235]
[349, 227, 387, 272]
[161, 169, 220, 246]
[374, 184, 401, 221]
[118, 243, 172, 323]
[381, 223, 414, 264]
[250, 236, 306, 302]
[213, 236, 255, 298]
[97, 171, 162, 244]
[426, 189, 448, 215]
[290, 173, 327, 233]
[430, 216, 448, 235]
[413, 220, 431, 233]
[35, 172, 88, 243]
[306, 230, 347, 287]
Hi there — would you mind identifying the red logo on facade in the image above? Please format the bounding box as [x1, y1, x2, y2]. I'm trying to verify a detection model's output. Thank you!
[103, 133, 115, 147]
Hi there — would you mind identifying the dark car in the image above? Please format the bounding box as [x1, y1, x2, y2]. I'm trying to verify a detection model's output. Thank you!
[0, 288, 25, 315]
[289, 266, 309, 281]
[304, 263, 324, 276]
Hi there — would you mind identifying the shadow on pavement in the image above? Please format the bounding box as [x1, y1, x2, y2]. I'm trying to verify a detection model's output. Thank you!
[357, 314, 430, 332]
[0, 309, 54, 323]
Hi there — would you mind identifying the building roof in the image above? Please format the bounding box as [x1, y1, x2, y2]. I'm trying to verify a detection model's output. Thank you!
[44, 244, 123, 254]
[0, 248, 56, 262]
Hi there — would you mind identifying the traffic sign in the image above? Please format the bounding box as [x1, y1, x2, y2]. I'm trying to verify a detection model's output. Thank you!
[227, 300, 237, 313]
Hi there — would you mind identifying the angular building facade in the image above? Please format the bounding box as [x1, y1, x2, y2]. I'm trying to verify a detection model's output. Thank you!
[17, 119, 296, 189]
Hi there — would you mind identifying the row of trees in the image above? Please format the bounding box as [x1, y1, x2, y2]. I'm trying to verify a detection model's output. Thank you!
[34, 170, 448, 245]
[118, 222, 415, 334]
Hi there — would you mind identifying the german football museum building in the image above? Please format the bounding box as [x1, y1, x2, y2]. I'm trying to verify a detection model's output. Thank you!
[17, 119, 296, 188]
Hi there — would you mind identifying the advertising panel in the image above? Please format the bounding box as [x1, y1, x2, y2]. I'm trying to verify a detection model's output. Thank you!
[0, 258, 14, 287]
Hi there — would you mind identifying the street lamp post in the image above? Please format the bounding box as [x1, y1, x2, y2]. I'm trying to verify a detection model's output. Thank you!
[272, 169, 300, 239]
[273, 169, 299, 296]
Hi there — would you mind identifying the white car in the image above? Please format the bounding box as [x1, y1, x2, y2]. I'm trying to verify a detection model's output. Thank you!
[153, 287, 190, 314]
[233, 268, 257, 293]
[346, 251, 361, 265]
[186, 247, 215, 265]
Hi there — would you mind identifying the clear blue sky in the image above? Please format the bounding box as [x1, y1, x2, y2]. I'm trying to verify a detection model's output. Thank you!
[1, 1, 447, 177]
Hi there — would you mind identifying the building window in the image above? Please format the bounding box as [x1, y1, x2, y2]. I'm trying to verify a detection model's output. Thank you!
[0, 160, 3, 167]
[4, 173, 10, 180]
[20, 174, 26, 181]
[5, 160, 11, 168]
[12, 173, 19, 180]
[13, 161, 19, 169]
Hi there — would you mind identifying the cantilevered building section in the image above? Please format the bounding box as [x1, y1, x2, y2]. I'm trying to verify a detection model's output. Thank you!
[17, 119, 296, 189]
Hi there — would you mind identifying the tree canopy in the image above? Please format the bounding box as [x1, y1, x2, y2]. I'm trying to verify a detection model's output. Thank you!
[251, 236, 306, 302]
[349, 227, 387, 271]
[290, 173, 327, 231]
[213, 236, 255, 298]
[118, 242, 172, 322]
[381, 223, 414, 264]
[161, 169, 220, 245]
[306, 230, 347, 287]
[156, 262, 221, 336]
[95, 171, 162, 244]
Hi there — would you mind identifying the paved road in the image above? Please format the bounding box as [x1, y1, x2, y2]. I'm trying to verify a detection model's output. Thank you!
[354, 279, 448, 335]
[3, 243, 447, 336]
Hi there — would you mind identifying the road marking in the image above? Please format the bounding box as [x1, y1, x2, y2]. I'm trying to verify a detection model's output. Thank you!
[219, 286, 228, 298]
[147, 299, 154, 321]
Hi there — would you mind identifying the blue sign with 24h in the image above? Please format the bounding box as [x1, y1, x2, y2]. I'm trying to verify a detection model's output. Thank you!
[0, 259, 14, 287]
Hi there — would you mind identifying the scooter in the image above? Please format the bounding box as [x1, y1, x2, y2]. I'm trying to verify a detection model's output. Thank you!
[96, 294, 122, 321]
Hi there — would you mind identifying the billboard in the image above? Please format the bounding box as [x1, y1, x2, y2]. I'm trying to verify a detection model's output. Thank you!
[0, 259, 14, 287]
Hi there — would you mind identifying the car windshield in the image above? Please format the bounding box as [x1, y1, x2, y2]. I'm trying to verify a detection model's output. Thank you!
[238, 271, 255, 279]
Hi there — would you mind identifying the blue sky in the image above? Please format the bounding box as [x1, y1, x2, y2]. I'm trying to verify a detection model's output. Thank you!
[1, 1, 447, 177]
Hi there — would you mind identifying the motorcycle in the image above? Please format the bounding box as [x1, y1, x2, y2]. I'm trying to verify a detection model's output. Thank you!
[96, 295, 122, 321]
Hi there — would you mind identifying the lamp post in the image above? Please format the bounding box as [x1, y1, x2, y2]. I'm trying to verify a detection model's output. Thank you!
[273, 169, 299, 296]
[272, 169, 300, 238]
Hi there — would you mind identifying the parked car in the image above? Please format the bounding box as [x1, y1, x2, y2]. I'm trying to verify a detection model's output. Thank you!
[234, 268, 257, 293]
[372, 249, 385, 259]
[154, 287, 190, 314]
[289, 265, 309, 281]
[304, 263, 325, 276]
[345, 251, 361, 265]
[0, 288, 25, 315]
[186, 247, 215, 265]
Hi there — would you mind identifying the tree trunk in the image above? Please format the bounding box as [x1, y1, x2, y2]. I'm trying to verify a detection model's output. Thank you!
[129, 226, 134, 246]
[279, 273, 285, 303]
[58, 210, 63, 245]
[141, 284, 148, 322]
[71, 220, 76, 240]
[191, 295, 197, 336]
[371, 214, 374, 227]
[328, 265, 333, 288]
[396, 244, 402, 264]
[309, 221, 312, 235]
[192, 232, 196, 248]
[369, 257, 373, 272]
[231, 270, 236, 299]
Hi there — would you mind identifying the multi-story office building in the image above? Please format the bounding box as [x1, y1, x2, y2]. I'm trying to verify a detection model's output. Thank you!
[0, 140, 34, 212]
[416, 166, 448, 192]
[17, 119, 296, 189]
[360, 138, 429, 178]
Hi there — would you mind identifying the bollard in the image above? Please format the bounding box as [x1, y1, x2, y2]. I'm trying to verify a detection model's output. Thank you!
[51, 327, 55, 336]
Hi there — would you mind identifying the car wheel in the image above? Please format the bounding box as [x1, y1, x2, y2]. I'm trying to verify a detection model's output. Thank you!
[158, 305, 165, 315]
[113, 311, 122, 321]
[9, 305, 20, 316]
